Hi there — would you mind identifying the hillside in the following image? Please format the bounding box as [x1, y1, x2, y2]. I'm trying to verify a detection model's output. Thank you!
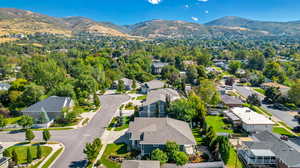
[0, 8, 135, 39]
[206, 16, 300, 36]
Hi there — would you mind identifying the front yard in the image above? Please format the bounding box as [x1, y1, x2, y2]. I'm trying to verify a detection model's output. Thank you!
[100, 143, 133, 168]
[272, 126, 294, 137]
[107, 116, 132, 131]
[5, 144, 52, 165]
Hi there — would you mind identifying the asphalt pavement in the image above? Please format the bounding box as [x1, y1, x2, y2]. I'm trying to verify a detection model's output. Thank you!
[0, 94, 130, 168]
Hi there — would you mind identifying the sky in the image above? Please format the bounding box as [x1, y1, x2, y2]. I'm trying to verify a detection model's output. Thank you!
[1, 0, 300, 25]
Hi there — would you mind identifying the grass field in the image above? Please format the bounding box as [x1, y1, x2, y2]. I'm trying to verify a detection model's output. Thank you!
[206, 116, 234, 133]
[136, 95, 147, 101]
[5, 145, 52, 164]
[100, 143, 130, 168]
[253, 88, 265, 95]
[273, 126, 294, 137]
[41, 147, 63, 168]
[107, 117, 131, 131]
[226, 147, 245, 168]
[4, 116, 22, 124]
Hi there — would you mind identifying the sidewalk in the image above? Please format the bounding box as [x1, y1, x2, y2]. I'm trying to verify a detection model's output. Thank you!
[38, 143, 65, 168]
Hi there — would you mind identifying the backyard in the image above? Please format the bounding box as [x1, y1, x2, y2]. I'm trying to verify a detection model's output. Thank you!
[206, 116, 234, 134]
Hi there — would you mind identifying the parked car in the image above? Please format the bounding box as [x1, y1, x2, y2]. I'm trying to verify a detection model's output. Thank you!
[293, 126, 300, 133]
[272, 103, 290, 111]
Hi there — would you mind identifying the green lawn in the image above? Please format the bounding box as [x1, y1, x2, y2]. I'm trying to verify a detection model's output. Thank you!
[205, 116, 234, 133]
[192, 128, 203, 145]
[226, 147, 245, 168]
[5, 145, 52, 164]
[4, 116, 22, 124]
[253, 88, 265, 95]
[107, 117, 131, 131]
[100, 143, 131, 168]
[136, 95, 147, 101]
[273, 127, 294, 137]
[41, 147, 63, 168]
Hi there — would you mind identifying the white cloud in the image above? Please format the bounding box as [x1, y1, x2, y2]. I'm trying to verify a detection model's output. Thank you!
[148, 0, 162, 5]
[185, 4, 189, 8]
[191, 17, 199, 21]
[205, 10, 209, 14]
[198, 0, 208, 2]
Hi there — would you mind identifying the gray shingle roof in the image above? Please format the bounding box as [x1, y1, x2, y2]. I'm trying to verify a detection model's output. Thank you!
[22, 96, 72, 113]
[122, 160, 160, 168]
[144, 88, 180, 106]
[221, 95, 243, 105]
[152, 62, 168, 68]
[144, 80, 165, 90]
[245, 131, 300, 167]
[128, 117, 196, 145]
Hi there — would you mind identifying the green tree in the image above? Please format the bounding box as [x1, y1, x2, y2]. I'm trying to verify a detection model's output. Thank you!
[174, 151, 189, 166]
[83, 142, 98, 163]
[264, 87, 281, 103]
[247, 51, 265, 70]
[27, 147, 33, 164]
[17, 115, 34, 129]
[228, 60, 241, 74]
[25, 129, 35, 142]
[12, 149, 18, 164]
[43, 129, 51, 143]
[93, 93, 100, 108]
[151, 149, 168, 164]
[3, 149, 11, 157]
[247, 94, 261, 106]
[0, 114, 7, 128]
[132, 79, 137, 90]
[263, 61, 286, 83]
[21, 83, 45, 106]
[197, 79, 220, 105]
[165, 141, 179, 162]
[117, 80, 125, 92]
[37, 144, 42, 159]
[288, 80, 300, 106]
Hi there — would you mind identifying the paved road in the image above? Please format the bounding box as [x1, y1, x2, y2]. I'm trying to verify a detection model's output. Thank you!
[234, 85, 299, 128]
[0, 94, 130, 168]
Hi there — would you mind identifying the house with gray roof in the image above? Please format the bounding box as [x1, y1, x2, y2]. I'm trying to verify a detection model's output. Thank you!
[113, 78, 139, 90]
[140, 88, 180, 117]
[22, 96, 74, 122]
[127, 117, 196, 156]
[152, 61, 168, 74]
[140, 80, 165, 94]
[122, 160, 160, 168]
[221, 95, 243, 107]
[239, 131, 300, 168]
[0, 145, 9, 168]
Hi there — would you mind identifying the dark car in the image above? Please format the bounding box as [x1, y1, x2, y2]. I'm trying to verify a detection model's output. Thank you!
[293, 126, 300, 133]
[272, 103, 290, 111]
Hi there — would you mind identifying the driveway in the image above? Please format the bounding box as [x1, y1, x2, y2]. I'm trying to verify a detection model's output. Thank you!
[234, 85, 299, 128]
[0, 94, 130, 168]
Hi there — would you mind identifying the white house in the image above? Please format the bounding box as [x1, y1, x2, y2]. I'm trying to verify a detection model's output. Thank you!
[230, 107, 274, 133]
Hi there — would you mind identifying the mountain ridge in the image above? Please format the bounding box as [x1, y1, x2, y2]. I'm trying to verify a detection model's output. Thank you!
[1, 8, 300, 41]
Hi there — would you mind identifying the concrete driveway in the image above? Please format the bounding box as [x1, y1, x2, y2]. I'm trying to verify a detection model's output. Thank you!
[0, 94, 130, 168]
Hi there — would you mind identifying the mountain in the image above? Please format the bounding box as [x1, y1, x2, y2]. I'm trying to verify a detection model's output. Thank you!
[206, 16, 300, 36]
[126, 19, 210, 39]
[0, 8, 133, 38]
[1, 8, 300, 41]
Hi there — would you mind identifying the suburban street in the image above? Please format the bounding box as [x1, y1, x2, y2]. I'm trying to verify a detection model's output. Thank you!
[0, 94, 130, 168]
[234, 85, 299, 128]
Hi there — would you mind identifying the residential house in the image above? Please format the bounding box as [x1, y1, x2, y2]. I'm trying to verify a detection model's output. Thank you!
[122, 160, 160, 168]
[225, 107, 274, 133]
[22, 96, 74, 122]
[152, 61, 168, 74]
[140, 80, 165, 94]
[239, 131, 300, 168]
[261, 82, 290, 96]
[140, 88, 180, 117]
[0, 83, 10, 91]
[127, 117, 196, 156]
[113, 78, 137, 90]
[162, 162, 225, 168]
[221, 95, 243, 108]
[0, 145, 9, 168]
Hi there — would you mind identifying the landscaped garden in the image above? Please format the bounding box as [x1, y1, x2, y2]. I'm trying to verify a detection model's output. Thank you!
[136, 95, 147, 101]
[4, 144, 52, 165]
[107, 116, 132, 131]
[100, 143, 133, 168]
